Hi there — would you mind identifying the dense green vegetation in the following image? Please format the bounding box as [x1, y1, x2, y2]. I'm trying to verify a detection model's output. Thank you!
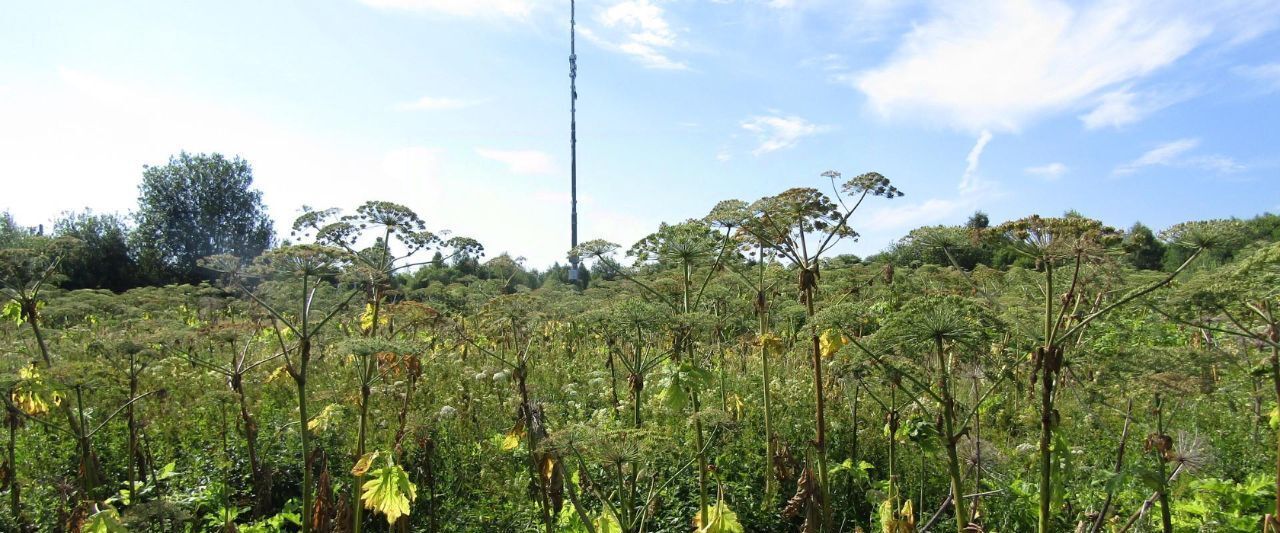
[3, 162, 1280, 532]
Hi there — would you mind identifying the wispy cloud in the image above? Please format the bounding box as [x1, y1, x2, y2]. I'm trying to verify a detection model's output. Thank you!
[1113, 138, 1246, 175]
[960, 130, 993, 193]
[1233, 62, 1280, 92]
[394, 96, 482, 111]
[1080, 86, 1196, 129]
[851, 1, 1273, 132]
[1025, 162, 1068, 180]
[356, 0, 540, 18]
[1114, 138, 1200, 175]
[581, 0, 687, 70]
[740, 113, 828, 155]
[476, 148, 557, 175]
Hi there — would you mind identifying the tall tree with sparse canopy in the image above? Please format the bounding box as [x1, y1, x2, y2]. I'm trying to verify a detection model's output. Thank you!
[132, 152, 274, 284]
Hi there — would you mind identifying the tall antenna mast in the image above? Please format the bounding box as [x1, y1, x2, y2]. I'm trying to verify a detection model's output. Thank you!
[568, 0, 581, 284]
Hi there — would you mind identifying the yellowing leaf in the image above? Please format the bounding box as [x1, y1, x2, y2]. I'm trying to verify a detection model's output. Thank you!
[352, 451, 380, 476]
[12, 364, 60, 416]
[595, 512, 623, 533]
[541, 456, 557, 483]
[265, 365, 289, 384]
[693, 500, 744, 533]
[2, 300, 26, 326]
[730, 394, 745, 420]
[361, 459, 418, 525]
[84, 506, 128, 533]
[17, 363, 39, 381]
[360, 303, 388, 334]
[12, 390, 49, 416]
[755, 333, 783, 354]
[820, 329, 848, 358]
[502, 423, 526, 451]
[308, 404, 341, 433]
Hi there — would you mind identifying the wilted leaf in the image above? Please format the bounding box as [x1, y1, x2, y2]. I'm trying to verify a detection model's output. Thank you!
[352, 451, 380, 476]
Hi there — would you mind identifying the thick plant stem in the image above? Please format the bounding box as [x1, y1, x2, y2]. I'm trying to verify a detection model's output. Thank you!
[126, 355, 139, 506]
[1038, 263, 1055, 533]
[25, 304, 52, 368]
[760, 308, 775, 503]
[682, 260, 710, 524]
[1269, 338, 1280, 520]
[517, 368, 553, 533]
[235, 375, 270, 516]
[8, 412, 18, 523]
[693, 389, 710, 523]
[804, 284, 831, 531]
[757, 249, 777, 504]
[936, 337, 968, 533]
[1153, 395, 1173, 533]
[1037, 366, 1056, 533]
[297, 371, 312, 533]
[353, 382, 370, 533]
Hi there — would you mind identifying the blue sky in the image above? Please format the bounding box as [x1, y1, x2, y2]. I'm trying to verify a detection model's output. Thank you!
[2, 0, 1278, 267]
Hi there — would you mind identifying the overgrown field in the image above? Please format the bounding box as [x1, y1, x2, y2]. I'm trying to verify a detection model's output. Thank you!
[4, 173, 1280, 532]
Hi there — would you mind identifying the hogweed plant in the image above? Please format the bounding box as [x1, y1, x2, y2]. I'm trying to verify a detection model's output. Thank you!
[292, 201, 481, 533]
[740, 171, 902, 531]
[202, 244, 361, 533]
[989, 214, 1210, 533]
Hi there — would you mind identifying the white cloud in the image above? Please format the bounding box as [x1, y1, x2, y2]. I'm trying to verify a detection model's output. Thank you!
[863, 198, 967, 232]
[356, 0, 540, 18]
[1080, 86, 1195, 129]
[1114, 138, 1200, 175]
[475, 148, 557, 175]
[582, 0, 688, 70]
[960, 130, 993, 193]
[740, 113, 827, 155]
[1113, 138, 1245, 175]
[1025, 162, 1068, 180]
[394, 96, 482, 111]
[1233, 63, 1280, 92]
[852, 1, 1239, 132]
[1185, 154, 1247, 174]
[715, 148, 732, 162]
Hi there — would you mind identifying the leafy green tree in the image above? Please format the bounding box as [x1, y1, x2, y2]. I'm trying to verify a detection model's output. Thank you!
[0, 211, 29, 249]
[132, 152, 274, 284]
[1122, 222, 1166, 271]
[53, 211, 138, 291]
[966, 211, 990, 230]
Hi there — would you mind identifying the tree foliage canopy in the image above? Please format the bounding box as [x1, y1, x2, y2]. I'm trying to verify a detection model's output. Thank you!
[132, 152, 273, 284]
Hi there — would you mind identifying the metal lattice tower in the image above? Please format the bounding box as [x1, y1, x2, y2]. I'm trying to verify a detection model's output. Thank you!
[568, 0, 581, 283]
